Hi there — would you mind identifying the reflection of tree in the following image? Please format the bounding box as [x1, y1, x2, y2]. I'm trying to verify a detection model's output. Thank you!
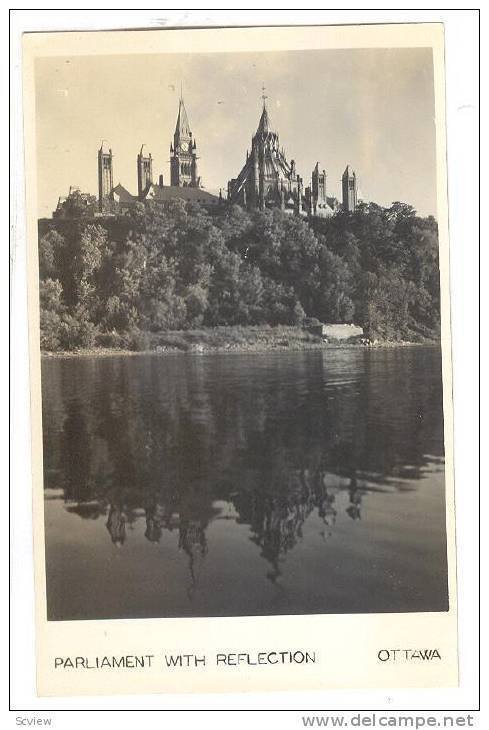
[44, 348, 445, 589]
[65, 502, 106, 519]
[60, 398, 92, 504]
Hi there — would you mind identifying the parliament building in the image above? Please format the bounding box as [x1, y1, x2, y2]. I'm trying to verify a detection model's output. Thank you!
[54, 92, 359, 219]
[227, 97, 358, 217]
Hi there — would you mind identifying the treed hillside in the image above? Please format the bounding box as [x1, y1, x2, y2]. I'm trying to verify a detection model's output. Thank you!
[38, 199, 441, 351]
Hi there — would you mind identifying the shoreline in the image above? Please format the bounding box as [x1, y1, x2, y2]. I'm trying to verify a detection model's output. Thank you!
[41, 339, 440, 359]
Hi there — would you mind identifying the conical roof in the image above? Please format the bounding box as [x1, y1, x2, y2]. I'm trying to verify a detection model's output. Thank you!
[256, 104, 271, 135]
[175, 98, 192, 139]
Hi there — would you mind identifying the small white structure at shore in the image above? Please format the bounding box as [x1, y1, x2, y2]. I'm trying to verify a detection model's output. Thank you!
[309, 323, 363, 340]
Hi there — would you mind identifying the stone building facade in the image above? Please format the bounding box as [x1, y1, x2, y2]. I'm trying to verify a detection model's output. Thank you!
[90, 95, 219, 216]
[170, 98, 200, 188]
[227, 101, 309, 215]
[54, 92, 359, 219]
[227, 97, 358, 217]
[98, 141, 113, 206]
[342, 165, 357, 213]
[137, 145, 153, 198]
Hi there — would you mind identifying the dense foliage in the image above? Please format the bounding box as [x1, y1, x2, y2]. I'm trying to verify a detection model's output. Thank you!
[38, 199, 440, 350]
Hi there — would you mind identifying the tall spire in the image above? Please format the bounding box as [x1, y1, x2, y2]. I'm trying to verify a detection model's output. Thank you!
[256, 85, 271, 135]
[170, 90, 200, 188]
[174, 89, 191, 141]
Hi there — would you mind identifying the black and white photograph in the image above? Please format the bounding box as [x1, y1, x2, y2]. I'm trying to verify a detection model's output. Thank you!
[36, 42, 448, 623]
[17, 19, 467, 698]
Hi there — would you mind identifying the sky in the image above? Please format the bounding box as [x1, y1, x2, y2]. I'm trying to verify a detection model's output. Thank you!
[35, 47, 437, 218]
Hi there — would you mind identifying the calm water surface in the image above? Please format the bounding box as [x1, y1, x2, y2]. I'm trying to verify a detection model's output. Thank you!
[42, 347, 448, 620]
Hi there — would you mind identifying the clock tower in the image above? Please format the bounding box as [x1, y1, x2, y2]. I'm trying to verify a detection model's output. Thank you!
[170, 94, 200, 187]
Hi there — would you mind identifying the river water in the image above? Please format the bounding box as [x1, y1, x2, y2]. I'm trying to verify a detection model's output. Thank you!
[41, 346, 448, 620]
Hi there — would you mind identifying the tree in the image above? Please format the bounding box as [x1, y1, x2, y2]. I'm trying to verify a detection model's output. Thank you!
[316, 247, 355, 323]
[55, 189, 97, 219]
[39, 278, 64, 350]
[39, 230, 65, 279]
[37, 198, 441, 349]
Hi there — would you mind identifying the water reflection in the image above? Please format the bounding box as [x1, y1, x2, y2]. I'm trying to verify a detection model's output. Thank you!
[42, 348, 448, 618]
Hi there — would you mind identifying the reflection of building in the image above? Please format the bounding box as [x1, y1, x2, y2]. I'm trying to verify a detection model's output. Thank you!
[106, 504, 126, 546]
[179, 518, 208, 598]
[346, 477, 364, 520]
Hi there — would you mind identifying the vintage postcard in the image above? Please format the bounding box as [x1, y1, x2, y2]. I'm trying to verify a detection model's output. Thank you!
[22, 22, 457, 696]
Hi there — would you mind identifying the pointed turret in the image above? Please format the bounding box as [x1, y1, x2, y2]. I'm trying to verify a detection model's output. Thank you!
[170, 90, 200, 188]
[227, 87, 305, 214]
[256, 84, 272, 136]
[256, 104, 271, 136]
[174, 97, 192, 143]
